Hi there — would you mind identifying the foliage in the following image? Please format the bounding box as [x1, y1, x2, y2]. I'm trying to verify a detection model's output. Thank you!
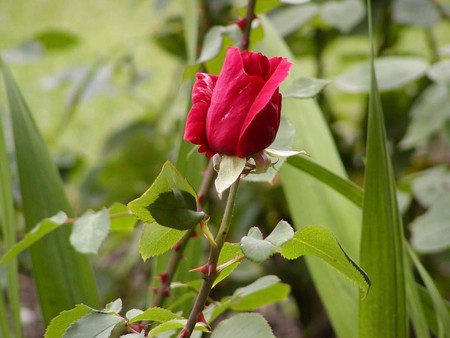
[1, 0, 450, 337]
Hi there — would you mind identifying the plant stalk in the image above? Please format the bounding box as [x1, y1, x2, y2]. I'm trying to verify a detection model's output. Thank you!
[181, 178, 240, 338]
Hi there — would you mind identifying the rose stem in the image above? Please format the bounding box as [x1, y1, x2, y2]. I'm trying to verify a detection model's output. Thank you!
[181, 178, 241, 338]
[180, 1, 258, 336]
[151, 160, 216, 308]
[240, 0, 258, 51]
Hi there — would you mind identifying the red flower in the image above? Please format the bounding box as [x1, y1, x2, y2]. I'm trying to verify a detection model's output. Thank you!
[184, 47, 292, 158]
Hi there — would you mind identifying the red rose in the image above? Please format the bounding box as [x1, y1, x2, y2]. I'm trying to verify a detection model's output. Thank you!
[184, 47, 292, 158]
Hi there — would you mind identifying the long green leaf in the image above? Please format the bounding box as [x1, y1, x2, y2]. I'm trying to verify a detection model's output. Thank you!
[259, 16, 362, 338]
[2, 61, 99, 324]
[182, 0, 199, 64]
[408, 247, 450, 337]
[358, 2, 407, 337]
[286, 156, 363, 207]
[0, 101, 22, 336]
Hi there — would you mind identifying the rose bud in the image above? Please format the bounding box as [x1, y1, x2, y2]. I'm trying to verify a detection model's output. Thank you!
[184, 47, 292, 158]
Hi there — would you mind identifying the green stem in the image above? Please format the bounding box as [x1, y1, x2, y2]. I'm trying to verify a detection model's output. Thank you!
[151, 160, 216, 308]
[181, 178, 240, 338]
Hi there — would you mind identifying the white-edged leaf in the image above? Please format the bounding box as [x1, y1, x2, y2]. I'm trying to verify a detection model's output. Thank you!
[0, 211, 68, 265]
[70, 208, 110, 254]
[241, 221, 295, 262]
[265, 220, 295, 246]
[102, 298, 122, 314]
[215, 155, 246, 195]
[284, 77, 330, 99]
[335, 57, 429, 93]
[265, 149, 301, 157]
[125, 309, 144, 321]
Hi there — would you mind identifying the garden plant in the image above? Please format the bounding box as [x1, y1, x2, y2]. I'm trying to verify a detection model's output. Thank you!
[1, 0, 450, 337]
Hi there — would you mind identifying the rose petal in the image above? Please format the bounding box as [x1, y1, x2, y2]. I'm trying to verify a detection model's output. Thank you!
[239, 57, 292, 151]
[237, 91, 281, 157]
[206, 48, 265, 156]
[184, 73, 218, 156]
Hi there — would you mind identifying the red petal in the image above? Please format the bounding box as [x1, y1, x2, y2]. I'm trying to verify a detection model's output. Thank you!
[206, 48, 265, 156]
[184, 73, 218, 155]
[237, 91, 282, 157]
[238, 57, 292, 153]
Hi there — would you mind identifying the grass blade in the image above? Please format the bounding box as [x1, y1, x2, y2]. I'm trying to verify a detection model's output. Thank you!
[0, 89, 22, 337]
[286, 156, 363, 207]
[2, 60, 99, 324]
[358, 2, 407, 337]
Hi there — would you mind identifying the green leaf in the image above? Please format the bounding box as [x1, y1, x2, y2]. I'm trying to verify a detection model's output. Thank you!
[129, 307, 183, 323]
[128, 161, 197, 224]
[182, 0, 199, 63]
[238, 0, 280, 16]
[241, 221, 294, 263]
[427, 60, 450, 85]
[281, 226, 370, 294]
[215, 155, 246, 195]
[319, 0, 365, 33]
[0, 86, 22, 337]
[335, 57, 429, 93]
[283, 77, 330, 99]
[400, 84, 450, 149]
[0, 212, 67, 265]
[393, 0, 440, 26]
[260, 16, 362, 338]
[268, 4, 318, 36]
[33, 29, 80, 51]
[45, 305, 94, 338]
[211, 313, 275, 338]
[70, 208, 110, 254]
[408, 247, 450, 337]
[410, 194, 450, 253]
[230, 275, 290, 311]
[2, 60, 99, 323]
[197, 26, 225, 63]
[214, 243, 244, 286]
[108, 203, 136, 232]
[147, 320, 208, 337]
[411, 166, 450, 207]
[147, 189, 205, 230]
[358, 4, 407, 336]
[63, 312, 124, 338]
[139, 222, 186, 260]
[103, 298, 122, 314]
[286, 155, 363, 207]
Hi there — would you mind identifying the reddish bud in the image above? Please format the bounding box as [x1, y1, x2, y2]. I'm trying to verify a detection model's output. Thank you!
[158, 272, 169, 284]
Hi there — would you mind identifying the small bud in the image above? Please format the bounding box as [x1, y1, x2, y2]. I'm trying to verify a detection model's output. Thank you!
[158, 272, 168, 284]
[251, 151, 272, 174]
